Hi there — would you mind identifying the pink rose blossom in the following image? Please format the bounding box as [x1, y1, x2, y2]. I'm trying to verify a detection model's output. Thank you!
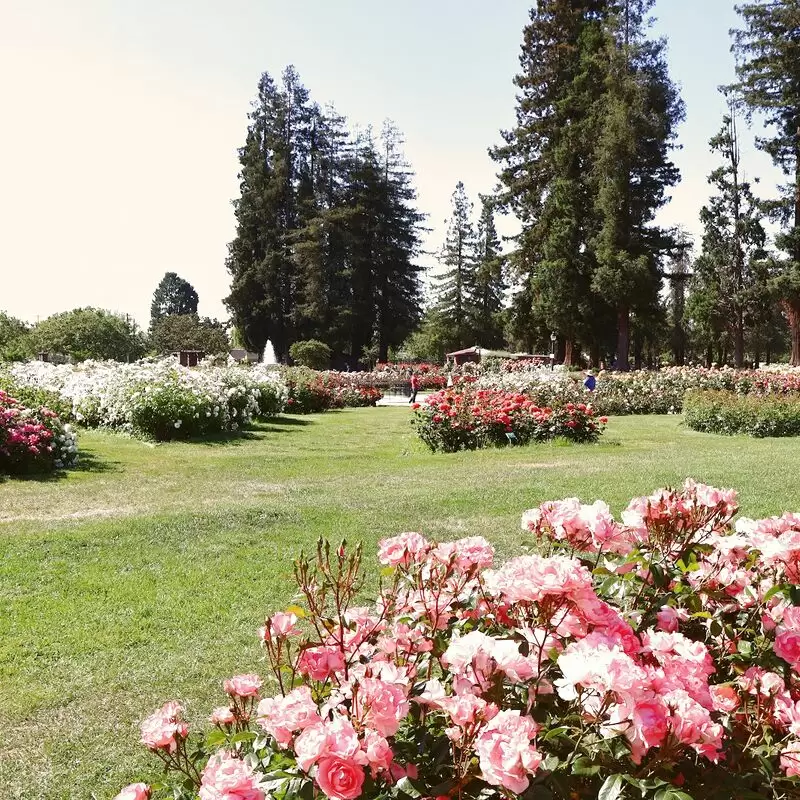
[298, 645, 346, 681]
[294, 722, 332, 772]
[475, 710, 541, 793]
[775, 628, 800, 668]
[223, 673, 262, 698]
[113, 784, 151, 800]
[710, 685, 740, 714]
[256, 686, 321, 746]
[485, 554, 593, 605]
[261, 612, 299, 641]
[782, 740, 800, 777]
[140, 701, 188, 753]
[362, 729, 393, 776]
[377, 532, 430, 566]
[356, 678, 409, 737]
[315, 756, 365, 800]
[210, 707, 236, 726]
[431, 536, 494, 570]
[199, 751, 265, 800]
[656, 605, 688, 633]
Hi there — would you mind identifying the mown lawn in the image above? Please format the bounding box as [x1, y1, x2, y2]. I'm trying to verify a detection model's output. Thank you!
[2, 409, 800, 799]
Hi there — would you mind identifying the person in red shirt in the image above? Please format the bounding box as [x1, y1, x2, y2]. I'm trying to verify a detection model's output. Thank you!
[409, 371, 420, 403]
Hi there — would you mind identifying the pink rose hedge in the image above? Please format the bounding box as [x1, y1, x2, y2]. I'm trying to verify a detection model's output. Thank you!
[118, 481, 800, 799]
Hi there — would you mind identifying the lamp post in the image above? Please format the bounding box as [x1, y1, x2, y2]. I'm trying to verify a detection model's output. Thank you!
[550, 331, 557, 370]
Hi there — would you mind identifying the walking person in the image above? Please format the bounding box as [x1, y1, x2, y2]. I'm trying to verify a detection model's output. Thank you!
[583, 370, 596, 391]
[409, 371, 420, 404]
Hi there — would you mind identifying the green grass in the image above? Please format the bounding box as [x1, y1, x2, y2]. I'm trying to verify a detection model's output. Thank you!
[2, 409, 800, 799]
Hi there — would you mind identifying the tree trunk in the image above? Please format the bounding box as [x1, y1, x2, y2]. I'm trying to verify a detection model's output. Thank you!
[786, 299, 800, 367]
[616, 306, 630, 371]
[564, 339, 574, 366]
[705, 346, 713, 369]
[734, 311, 745, 369]
[590, 343, 600, 369]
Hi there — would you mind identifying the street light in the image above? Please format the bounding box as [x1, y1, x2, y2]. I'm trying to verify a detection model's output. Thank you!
[550, 331, 557, 370]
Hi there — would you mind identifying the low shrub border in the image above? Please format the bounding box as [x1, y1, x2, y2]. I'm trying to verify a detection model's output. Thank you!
[684, 390, 800, 437]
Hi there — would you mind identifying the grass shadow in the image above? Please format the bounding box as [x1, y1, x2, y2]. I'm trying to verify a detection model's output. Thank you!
[265, 415, 314, 426]
[187, 417, 314, 447]
[0, 451, 121, 483]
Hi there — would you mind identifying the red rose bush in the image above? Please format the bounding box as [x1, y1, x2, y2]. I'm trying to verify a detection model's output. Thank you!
[117, 480, 800, 799]
[412, 388, 606, 452]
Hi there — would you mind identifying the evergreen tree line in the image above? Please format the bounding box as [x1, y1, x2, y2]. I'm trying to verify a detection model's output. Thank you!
[225, 2, 800, 369]
[225, 66, 425, 365]
[486, 0, 800, 369]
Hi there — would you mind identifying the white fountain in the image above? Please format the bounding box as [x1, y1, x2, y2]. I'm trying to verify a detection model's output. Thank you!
[262, 340, 278, 365]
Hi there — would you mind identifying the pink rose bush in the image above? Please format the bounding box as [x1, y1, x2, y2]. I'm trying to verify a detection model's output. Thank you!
[119, 481, 800, 799]
[0, 388, 78, 473]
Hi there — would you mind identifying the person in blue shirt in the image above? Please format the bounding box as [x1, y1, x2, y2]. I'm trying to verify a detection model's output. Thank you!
[583, 370, 596, 391]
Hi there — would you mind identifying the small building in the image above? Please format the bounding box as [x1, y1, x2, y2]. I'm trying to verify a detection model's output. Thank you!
[229, 348, 260, 364]
[172, 350, 205, 367]
[445, 346, 516, 366]
[37, 352, 70, 364]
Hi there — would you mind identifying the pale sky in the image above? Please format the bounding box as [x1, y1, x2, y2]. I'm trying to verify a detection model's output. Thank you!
[0, 1, 782, 329]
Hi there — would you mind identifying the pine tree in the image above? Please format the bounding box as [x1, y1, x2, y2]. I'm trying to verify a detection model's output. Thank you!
[373, 122, 425, 361]
[226, 70, 287, 359]
[491, 1, 610, 363]
[468, 197, 507, 348]
[730, 0, 800, 365]
[150, 272, 199, 329]
[663, 230, 692, 366]
[689, 101, 770, 367]
[432, 181, 477, 351]
[590, 0, 684, 370]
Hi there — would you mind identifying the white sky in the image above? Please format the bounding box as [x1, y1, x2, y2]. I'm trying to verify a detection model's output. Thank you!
[0, 0, 783, 329]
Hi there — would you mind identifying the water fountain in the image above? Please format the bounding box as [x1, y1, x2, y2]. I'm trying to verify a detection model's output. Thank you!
[262, 340, 278, 365]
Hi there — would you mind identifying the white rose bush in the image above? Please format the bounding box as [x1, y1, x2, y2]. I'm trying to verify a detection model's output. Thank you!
[4, 359, 287, 440]
[114, 479, 800, 800]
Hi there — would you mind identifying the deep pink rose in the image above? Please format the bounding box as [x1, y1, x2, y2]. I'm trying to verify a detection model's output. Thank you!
[775, 629, 800, 667]
[315, 756, 365, 800]
[298, 645, 345, 681]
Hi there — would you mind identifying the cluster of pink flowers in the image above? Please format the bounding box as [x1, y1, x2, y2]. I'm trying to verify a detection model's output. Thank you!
[1, 390, 54, 467]
[119, 479, 800, 799]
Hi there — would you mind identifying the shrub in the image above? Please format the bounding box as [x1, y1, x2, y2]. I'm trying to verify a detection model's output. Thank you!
[289, 340, 332, 370]
[114, 480, 800, 799]
[412, 388, 606, 452]
[0, 373, 72, 421]
[684, 390, 800, 437]
[334, 385, 384, 407]
[5, 359, 272, 441]
[283, 368, 342, 414]
[0, 389, 78, 473]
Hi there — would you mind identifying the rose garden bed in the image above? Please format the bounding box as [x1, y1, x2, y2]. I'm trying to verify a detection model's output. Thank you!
[115, 479, 800, 800]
